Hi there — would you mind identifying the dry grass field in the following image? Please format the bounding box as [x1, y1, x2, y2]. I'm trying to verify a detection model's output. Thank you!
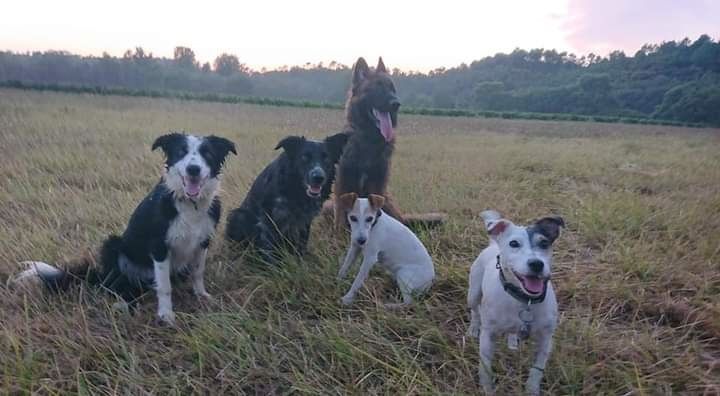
[1, 88, 719, 394]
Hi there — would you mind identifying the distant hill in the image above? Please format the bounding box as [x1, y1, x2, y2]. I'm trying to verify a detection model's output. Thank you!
[2, 35, 719, 125]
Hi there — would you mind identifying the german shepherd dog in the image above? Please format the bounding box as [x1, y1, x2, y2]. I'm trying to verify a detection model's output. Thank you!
[226, 133, 348, 262]
[331, 57, 445, 229]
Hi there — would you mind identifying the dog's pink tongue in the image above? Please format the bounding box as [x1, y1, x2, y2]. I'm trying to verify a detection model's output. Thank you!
[523, 277, 544, 294]
[377, 111, 394, 142]
[186, 181, 201, 197]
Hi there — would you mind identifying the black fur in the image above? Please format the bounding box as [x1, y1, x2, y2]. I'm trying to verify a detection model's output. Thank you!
[527, 216, 565, 247]
[226, 133, 348, 261]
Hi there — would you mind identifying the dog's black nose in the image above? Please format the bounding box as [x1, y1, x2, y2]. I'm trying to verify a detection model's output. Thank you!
[311, 174, 325, 185]
[356, 237, 367, 245]
[528, 259, 544, 273]
[309, 168, 326, 185]
[186, 164, 201, 177]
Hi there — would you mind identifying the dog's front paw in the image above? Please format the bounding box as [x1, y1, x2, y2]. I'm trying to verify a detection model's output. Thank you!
[467, 323, 481, 338]
[195, 290, 213, 300]
[482, 384, 496, 396]
[526, 370, 543, 395]
[157, 310, 177, 327]
[525, 383, 541, 396]
[340, 294, 355, 306]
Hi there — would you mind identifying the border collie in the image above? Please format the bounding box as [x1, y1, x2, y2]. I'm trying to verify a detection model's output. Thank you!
[12, 133, 236, 325]
[225, 133, 347, 262]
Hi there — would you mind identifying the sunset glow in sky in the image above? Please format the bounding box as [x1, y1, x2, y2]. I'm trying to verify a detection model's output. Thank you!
[2, 0, 718, 71]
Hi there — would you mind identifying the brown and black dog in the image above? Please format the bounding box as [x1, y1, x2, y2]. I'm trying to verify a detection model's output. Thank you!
[330, 57, 445, 230]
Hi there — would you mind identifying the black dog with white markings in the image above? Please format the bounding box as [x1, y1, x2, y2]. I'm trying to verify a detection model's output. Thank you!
[226, 133, 348, 261]
[12, 133, 236, 325]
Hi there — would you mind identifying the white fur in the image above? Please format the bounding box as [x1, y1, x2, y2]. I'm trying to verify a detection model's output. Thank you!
[467, 211, 558, 395]
[338, 198, 435, 306]
[9, 261, 62, 287]
[166, 198, 216, 273]
[153, 257, 174, 325]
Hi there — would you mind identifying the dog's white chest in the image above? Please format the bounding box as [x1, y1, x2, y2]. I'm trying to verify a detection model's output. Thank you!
[166, 202, 215, 271]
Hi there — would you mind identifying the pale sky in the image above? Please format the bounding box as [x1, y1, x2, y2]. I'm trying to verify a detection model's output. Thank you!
[2, 0, 718, 71]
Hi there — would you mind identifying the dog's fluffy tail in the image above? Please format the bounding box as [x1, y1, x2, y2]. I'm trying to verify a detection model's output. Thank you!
[404, 212, 448, 230]
[10, 257, 95, 291]
[9, 236, 123, 291]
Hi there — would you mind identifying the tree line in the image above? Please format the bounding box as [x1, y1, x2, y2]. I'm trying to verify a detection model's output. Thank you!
[1, 35, 719, 126]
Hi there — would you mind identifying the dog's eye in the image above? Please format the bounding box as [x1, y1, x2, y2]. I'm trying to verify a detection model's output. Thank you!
[538, 240, 550, 249]
[365, 216, 373, 223]
[349, 215, 358, 222]
[509, 240, 520, 248]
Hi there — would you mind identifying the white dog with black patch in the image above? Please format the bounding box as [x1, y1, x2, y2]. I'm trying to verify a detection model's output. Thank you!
[336, 193, 435, 307]
[467, 210, 564, 395]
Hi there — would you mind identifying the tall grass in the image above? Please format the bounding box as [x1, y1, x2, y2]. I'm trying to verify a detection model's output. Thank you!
[0, 89, 719, 394]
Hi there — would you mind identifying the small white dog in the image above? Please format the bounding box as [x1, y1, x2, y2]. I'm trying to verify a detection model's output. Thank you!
[467, 210, 564, 395]
[336, 193, 435, 307]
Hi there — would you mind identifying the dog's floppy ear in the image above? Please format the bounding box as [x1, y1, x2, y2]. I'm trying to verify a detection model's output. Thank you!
[274, 135, 305, 155]
[324, 132, 349, 161]
[376, 57, 387, 74]
[152, 132, 185, 156]
[352, 57, 370, 86]
[368, 194, 385, 211]
[481, 210, 511, 238]
[205, 135, 237, 160]
[532, 216, 565, 243]
[338, 193, 358, 212]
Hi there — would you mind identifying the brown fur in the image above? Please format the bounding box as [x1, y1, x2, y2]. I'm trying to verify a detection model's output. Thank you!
[368, 194, 385, 212]
[330, 57, 446, 230]
[338, 192, 358, 212]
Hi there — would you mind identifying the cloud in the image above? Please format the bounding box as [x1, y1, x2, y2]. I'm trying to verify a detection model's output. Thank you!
[564, 0, 720, 55]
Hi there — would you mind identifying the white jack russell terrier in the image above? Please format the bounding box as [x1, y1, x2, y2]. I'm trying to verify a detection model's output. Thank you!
[468, 210, 564, 395]
[336, 193, 435, 307]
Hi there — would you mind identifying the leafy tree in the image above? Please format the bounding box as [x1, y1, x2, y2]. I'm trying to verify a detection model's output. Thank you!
[214, 53, 242, 76]
[173, 46, 198, 70]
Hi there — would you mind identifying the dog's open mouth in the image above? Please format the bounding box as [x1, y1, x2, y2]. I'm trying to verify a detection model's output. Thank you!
[182, 176, 206, 199]
[306, 184, 322, 198]
[515, 272, 547, 296]
[372, 108, 395, 142]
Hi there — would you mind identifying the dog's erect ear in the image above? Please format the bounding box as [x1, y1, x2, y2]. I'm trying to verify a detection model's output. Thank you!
[368, 194, 385, 211]
[352, 57, 370, 86]
[339, 193, 358, 212]
[324, 132, 349, 161]
[205, 135, 237, 162]
[481, 210, 511, 238]
[152, 132, 185, 156]
[376, 57, 387, 74]
[532, 216, 565, 243]
[274, 135, 305, 155]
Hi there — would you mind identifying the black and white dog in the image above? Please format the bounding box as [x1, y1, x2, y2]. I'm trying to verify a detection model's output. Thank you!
[12, 133, 236, 325]
[226, 133, 348, 262]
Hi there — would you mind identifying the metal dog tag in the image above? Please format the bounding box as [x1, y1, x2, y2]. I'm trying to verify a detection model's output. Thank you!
[519, 306, 533, 340]
[519, 323, 531, 340]
[507, 333, 519, 350]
